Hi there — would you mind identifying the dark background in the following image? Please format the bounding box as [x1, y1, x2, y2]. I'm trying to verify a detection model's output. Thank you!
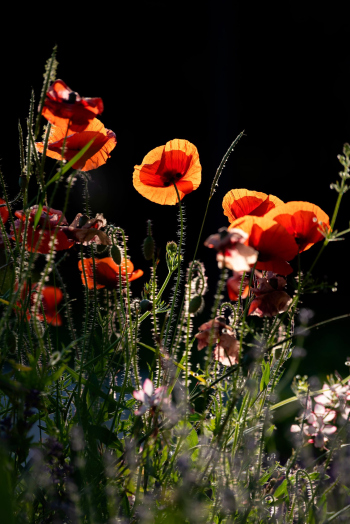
[2, 2, 349, 382]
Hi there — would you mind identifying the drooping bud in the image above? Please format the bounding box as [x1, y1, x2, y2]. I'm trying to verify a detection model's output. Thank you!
[189, 295, 203, 314]
[111, 245, 122, 265]
[140, 299, 153, 313]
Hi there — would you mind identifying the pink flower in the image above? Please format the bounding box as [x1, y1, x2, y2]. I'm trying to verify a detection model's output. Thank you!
[314, 381, 350, 420]
[248, 271, 292, 317]
[133, 379, 169, 416]
[204, 228, 258, 272]
[291, 403, 337, 449]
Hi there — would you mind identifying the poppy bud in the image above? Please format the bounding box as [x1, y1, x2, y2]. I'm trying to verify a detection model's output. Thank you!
[166, 241, 179, 271]
[140, 299, 153, 313]
[166, 241, 177, 257]
[189, 295, 203, 314]
[111, 245, 122, 265]
[143, 236, 155, 261]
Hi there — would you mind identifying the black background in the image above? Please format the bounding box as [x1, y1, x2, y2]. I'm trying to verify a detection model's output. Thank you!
[2, 2, 349, 381]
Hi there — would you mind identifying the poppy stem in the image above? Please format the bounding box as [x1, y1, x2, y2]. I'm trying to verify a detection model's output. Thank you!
[163, 184, 184, 353]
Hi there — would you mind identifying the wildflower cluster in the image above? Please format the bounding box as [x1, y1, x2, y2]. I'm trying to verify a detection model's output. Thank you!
[1, 52, 350, 524]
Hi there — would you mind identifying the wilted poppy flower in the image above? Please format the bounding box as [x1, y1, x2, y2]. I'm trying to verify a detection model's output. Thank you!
[229, 216, 299, 275]
[0, 198, 9, 224]
[248, 271, 292, 317]
[36, 118, 116, 171]
[265, 201, 330, 252]
[195, 318, 239, 366]
[42, 79, 104, 131]
[78, 257, 143, 290]
[62, 213, 111, 246]
[226, 271, 251, 301]
[133, 139, 201, 205]
[204, 228, 258, 272]
[222, 189, 283, 224]
[12, 206, 74, 254]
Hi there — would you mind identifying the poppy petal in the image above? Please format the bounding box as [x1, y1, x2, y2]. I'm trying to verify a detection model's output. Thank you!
[36, 118, 116, 171]
[266, 201, 330, 252]
[230, 215, 299, 275]
[42, 79, 104, 131]
[223, 189, 284, 223]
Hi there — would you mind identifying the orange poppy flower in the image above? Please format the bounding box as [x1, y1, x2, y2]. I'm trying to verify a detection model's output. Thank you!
[133, 139, 201, 205]
[78, 257, 143, 290]
[12, 206, 74, 254]
[265, 201, 330, 252]
[35, 118, 116, 171]
[222, 189, 283, 223]
[229, 215, 299, 275]
[42, 79, 104, 131]
[0, 198, 9, 224]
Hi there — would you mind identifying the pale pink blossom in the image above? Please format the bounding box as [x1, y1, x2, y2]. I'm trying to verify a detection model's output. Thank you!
[133, 379, 169, 416]
[291, 403, 337, 449]
[204, 228, 258, 272]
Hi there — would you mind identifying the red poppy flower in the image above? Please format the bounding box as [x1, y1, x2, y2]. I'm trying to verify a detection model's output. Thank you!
[78, 257, 143, 290]
[133, 139, 201, 205]
[42, 79, 104, 131]
[222, 189, 283, 223]
[12, 206, 74, 254]
[36, 286, 63, 326]
[229, 216, 299, 275]
[226, 271, 250, 301]
[14, 283, 63, 325]
[248, 272, 292, 317]
[35, 118, 117, 171]
[265, 201, 330, 252]
[0, 198, 9, 224]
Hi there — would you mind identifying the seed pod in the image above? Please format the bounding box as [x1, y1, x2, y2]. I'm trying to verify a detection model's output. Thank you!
[111, 245, 122, 265]
[189, 295, 203, 314]
[143, 236, 155, 261]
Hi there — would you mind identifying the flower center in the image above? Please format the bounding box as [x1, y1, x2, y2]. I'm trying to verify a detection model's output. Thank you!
[163, 172, 183, 187]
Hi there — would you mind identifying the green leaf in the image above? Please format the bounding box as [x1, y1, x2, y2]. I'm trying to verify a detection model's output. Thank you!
[260, 360, 271, 392]
[274, 479, 288, 498]
[87, 424, 123, 450]
[33, 201, 43, 229]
